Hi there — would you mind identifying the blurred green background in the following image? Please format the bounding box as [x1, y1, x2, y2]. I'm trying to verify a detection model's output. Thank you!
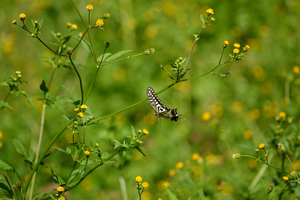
[1, 0, 300, 199]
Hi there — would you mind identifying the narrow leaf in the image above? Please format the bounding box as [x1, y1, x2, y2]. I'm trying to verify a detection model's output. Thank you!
[131, 126, 136, 137]
[62, 85, 75, 101]
[105, 50, 133, 61]
[0, 159, 13, 170]
[200, 14, 205, 25]
[165, 186, 179, 200]
[97, 53, 112, 62]
[75, 36, 92, 53]
[19, 91, 35, 108]
[13, 139, 28, 158]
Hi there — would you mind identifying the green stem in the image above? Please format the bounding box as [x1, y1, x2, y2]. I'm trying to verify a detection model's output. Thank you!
[83, 46, 108, 104]
[36, 36, 68, 57]
[90, 83, 176, 124]
[285, 154, 298, 178]
[3, 170, 19, 200]
[24, 116, 76, 193]
[101, 53, 145, 67]
[65, 150, 121, 191]
[3, 91, 11, 102]
[269, 181, 289, 200]
[69, 56, 84, 104]
[29, 103, 47, 200]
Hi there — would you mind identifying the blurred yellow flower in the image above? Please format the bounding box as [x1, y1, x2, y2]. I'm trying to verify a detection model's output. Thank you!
[293, 66, 300, 74]
[168, 169, 175, 177]
[233, 48, 239, 54]
[142, 182, 149, 188]
[57, 186, 64, 192]
[206, 8, 214, 15]
[248, 159, 257, 168]
[66, 22, 72, 27]
[258, 143, 265, 149]
[175, 161, 184, 169]
[224, 40, 229, 47]
[202, 112, 211, 121]
[78, 112, 84, 118]
[143, 129, 149, 135]
[282, 176, 289, 181]
[86, 4, 93, 11]
[245, 45, 250, 50]
[0, 131, 3, 139]
[74, 108, 79, 112]
[233, 43, 240, 48]
[232, 101, 243, 112]
[243, 130, 252, 139]
[191, 153, 201, 161]
[71, 24, 78, 30]
[19, 13, 26, 21]
[135, 176, 142, 182]
[80, 104, 87, 110]
[250, 108, 260, 120]
[279, 111, 286, 118]
[96, 19, 104, 26]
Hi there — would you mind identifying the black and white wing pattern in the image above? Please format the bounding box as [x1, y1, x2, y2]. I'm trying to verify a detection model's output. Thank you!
[147, 87, 181, 121]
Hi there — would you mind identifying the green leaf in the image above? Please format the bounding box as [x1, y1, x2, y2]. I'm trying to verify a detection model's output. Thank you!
[97, 53, 112, 62]
[19, 91, 35, 108]
[0, 179, 13, 197]
[75, 36, 92, 53]
[0, 159, 13, 170]
[165, 186, 178, 200]
[62, 85, 75, 101]
[131, 126, 136, 137]
[106, 50, 133, 61]
[0, 101, 14, 110]
[114, 140, 122, 149]
[187, 197, 192, 200]
[53, 147, 70, 154]
[0, 82, 9, 86]
[200, 14, 205, 25]
[39, 80, 49, 93]
[32, 189, 56, 200]
[13, 139, 28, 159]
[38, 19, 44, 29]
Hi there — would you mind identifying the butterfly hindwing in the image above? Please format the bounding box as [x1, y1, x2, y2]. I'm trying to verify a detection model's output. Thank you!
[146, 87, 181, 121]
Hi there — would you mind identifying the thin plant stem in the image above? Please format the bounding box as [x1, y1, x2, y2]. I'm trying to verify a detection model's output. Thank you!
[29, 103, 47, 200]
[183, 26, 205, 70]
[3, 170, 19, 200]
[24, 116, 76, 193]
[65, 150, 121, 191]
[84, 46, 108, 104]
[69, 56, 84, 104]
[101, 53, 145, 66]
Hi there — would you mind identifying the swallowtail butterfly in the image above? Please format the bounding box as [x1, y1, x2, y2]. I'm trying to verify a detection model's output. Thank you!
[147, 87, 181, 121]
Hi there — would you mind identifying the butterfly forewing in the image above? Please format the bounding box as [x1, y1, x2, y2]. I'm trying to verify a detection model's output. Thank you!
[147, 87, 181, 121]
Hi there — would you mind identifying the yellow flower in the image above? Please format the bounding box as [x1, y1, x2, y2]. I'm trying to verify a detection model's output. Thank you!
[57, 186, 64, 192]
[232, 154, 240, 159]
[71, 24, 78, 30]
[175, 161, 184, 169]
[0, 131, 3, 139]
[59, 196, 65, 200]
[96, 19, 104, 26]
[293, 66, 300, 74]
[158, 198, 163, 200]
[282, 176, 289, 181]
[202, 112, 211, 121]
[74, 107, 79, 112]
[168, 169, 175, 177]
[66, 22, 72, 27]
[78, 112, 84, 118]
[233, 43, 241, 48]
[142, 182, 149, 188]
[12, 20, 17, 25]
[86, 4, 93, 11]
[279, 111, 286, 118]
[84, 150, 90, 158]
[243, 130, 252, 139]
[19, 13, 26, 21]
[191, 153, 200, 161]
[233, 48, 240, 54]
[143, 129, 149, 135]
[135, 176, 142, 182]
[80, 104, 87, 110]
[224, 40, 229, 47]
[206, 8, 214, 15]
[245, 45, 250, 50]
[258, 143, 265, 149]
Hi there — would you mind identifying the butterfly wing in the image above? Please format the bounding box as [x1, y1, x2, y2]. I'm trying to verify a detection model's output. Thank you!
[147, 87, 169, 114]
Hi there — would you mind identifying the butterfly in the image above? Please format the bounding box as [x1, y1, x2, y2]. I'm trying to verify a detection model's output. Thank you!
[147, 87, 181, 121]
